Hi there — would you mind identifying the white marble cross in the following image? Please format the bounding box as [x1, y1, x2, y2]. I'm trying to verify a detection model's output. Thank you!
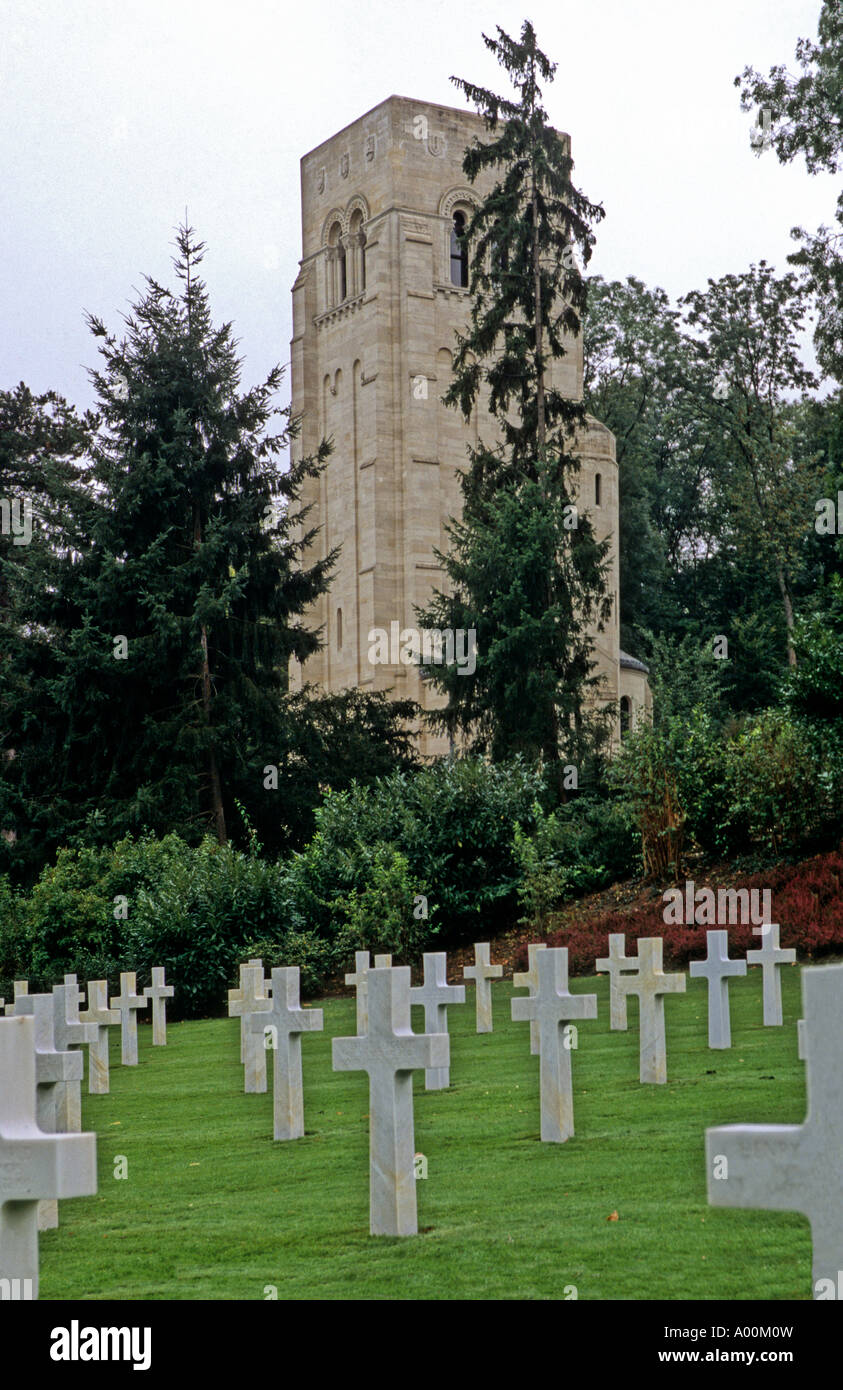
[511, 947, 597, 1142]
[4, 982, 28, 1016]
[689, 929, 747, 1049]
[249, 967, 323, 1140]
[409, 952, 465, 1089]
[595, 933, 637, 1030]
[345, 951, 372, 1034]
[109, 972, 148, 1067]
[228, 959, 269, 1064]
[143, 967, 174, 1046]
[51, 984, 98, 1131]
[343, 952, 393, 1034]
[513, 943, 547, 1054]
[62, 974, 86, 1013]
[746, 923, 796, 1026]
[706, 962, 843, 1296]
[332, 967, 448, 1236]
[0, 1015, 97, 1298]
[463, 943, 502, 1033]
[228, 961, 271, 1092]
[79, 981, 120, 1094]
[15, 993, 84, 1231]
[617, 937, 686, 1084]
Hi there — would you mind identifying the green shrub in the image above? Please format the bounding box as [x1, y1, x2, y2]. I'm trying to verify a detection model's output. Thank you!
[18, 834, 196, 974]
[123, 840, 290, 1019]
[612, 706, 743, 873]
[512, 796, 640, 927]
[281, 756, 545, 946]
[0, 874, 29, 999]
[726, 708, 821, 854]
[240, 929, 333, 1000]
[331, 844, 435, 963]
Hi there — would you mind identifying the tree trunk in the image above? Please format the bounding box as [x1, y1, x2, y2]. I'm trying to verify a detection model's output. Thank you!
[775, 561, 797, 667]
[193, 503, 228, 843]
[200, 623, 228, 844]
[531, 160, 546, 461]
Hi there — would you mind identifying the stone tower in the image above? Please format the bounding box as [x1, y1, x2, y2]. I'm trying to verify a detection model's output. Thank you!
[288, 96, 650, 756]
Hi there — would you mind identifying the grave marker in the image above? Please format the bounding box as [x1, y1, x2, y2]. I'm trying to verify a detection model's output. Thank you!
[79, 982, 120, 1094]
[345, 951, 372, 1034]
[62, 974, 86, 1014]
[0, 1016, 97, 1298]
[4, 982, 28, 1017]
[689, 929, 747, 1049]
[513, 943, 547, 1055]
[511, 948, 597, 1142]
[746, 923, 796, 1026]
[595, 934, 637, 1030]
[409, 953, 465, 1089]
[15, 993, 84, 1231]
[249, 968, 323, 1140]
[463, 943, 502, 1033]
[227, 962, 271, 1092]
[143, 967, 174, 1046]
[344, 952, 393, 1034]
[706, 963, 843, 1296]
[109, 973, 148, 1067]
[228, 959, 269, 1063]
[617, 937, 686, 1084]
[51, 985, 98, 1132]
[332, 967, 448, 1236]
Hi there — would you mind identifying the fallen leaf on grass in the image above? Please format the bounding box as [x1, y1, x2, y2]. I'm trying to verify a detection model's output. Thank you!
[607, 1210, 619, 1222]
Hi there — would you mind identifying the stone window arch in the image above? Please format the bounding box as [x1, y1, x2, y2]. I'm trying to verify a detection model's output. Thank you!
[450, 211, 469, 287]
[620, 695, 632, 738]
[348, 208, 367, 296]
[336, 607, 343, 650]
[439, 188, 477, 286]
[595, 472, 602, 507]
[325, 218, 346, 308]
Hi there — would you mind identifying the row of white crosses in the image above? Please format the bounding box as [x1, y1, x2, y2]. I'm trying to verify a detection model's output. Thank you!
[597, 924, 797, 1057]
[0, 966, 174, 1298]
[3, 969, 175, 1076]
[224, 940, 684, 1232]
[227, 949, 469, 1235]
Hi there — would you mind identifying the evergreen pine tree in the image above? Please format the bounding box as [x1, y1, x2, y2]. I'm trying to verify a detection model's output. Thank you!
[418, 23, 612, 782]
[2, 226, 336, 863]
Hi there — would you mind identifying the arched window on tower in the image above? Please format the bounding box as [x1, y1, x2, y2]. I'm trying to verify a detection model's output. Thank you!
[336, 607, 343, 651]
[327, 222, 345, 307]
[620, 695, 631, 739]
[338, 241, 347, 302]
[450, 210, 468, 287]
[349, 209, 367, 296]
[595, 472, 602, 507]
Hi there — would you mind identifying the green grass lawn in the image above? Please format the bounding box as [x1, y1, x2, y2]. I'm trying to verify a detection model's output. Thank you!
[41, 966, 812, 1300]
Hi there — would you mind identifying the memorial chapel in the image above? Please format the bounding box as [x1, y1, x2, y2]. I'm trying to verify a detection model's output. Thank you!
[288, 96, 652, 756]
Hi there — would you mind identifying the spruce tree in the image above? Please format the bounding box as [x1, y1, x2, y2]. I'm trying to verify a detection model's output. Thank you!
[2, 226, 336, 863]
[418, 22, 612, 782]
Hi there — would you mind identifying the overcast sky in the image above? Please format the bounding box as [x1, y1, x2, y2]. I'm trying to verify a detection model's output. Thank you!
[2, 0, 839, 414]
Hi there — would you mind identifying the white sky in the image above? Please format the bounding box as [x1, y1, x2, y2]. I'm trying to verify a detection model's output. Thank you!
[1, 0, 839, 413]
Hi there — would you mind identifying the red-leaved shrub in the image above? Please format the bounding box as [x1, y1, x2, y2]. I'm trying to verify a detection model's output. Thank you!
[513, 851, 843, 976]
